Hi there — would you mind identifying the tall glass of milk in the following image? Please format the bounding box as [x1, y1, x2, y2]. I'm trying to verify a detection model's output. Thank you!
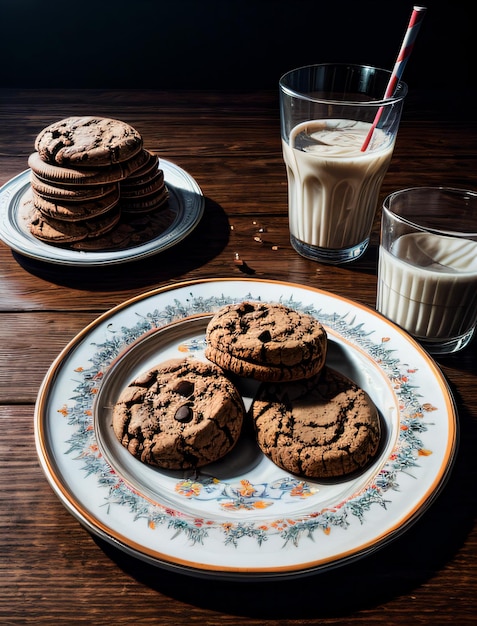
[279, 64, 407, 264]
[377, 187, 477, 355]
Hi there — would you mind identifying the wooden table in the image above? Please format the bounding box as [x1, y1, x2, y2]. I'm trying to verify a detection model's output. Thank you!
[1, 89, 476, 625]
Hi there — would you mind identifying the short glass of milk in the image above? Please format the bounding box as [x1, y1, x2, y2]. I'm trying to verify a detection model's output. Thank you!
[377, 187, 477, 355]
[279, 63, 407, 264]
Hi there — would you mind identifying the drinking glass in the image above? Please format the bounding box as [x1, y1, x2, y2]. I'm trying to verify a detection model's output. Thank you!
[376, 186, 477, 355]
[280, 63, 407, 264]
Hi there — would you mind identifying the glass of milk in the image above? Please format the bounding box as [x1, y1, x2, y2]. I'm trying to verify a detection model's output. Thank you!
[279, 63, 407, 264]
[377, 187, 477, 355]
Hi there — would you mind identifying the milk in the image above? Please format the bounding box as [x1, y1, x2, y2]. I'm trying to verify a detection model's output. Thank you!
[377, 232, 477, 339]
[282, 119, 395, 250]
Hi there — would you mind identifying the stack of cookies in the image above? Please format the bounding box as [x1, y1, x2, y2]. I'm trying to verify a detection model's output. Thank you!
[27, 116, 168, 249]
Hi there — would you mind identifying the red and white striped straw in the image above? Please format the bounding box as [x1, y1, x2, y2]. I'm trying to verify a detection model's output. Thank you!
[361, 5, 427, 151]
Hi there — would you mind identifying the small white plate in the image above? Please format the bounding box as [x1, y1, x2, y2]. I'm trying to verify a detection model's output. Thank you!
[34, 278, 458, 580]
[0, 159, 204, 266]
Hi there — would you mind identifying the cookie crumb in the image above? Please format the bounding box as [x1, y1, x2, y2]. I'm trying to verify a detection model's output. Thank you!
[233, 252, 244, 266]
[233, 253, 255, 275]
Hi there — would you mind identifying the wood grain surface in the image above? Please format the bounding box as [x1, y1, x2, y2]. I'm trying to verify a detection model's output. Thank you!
[1, 88, 476, 625]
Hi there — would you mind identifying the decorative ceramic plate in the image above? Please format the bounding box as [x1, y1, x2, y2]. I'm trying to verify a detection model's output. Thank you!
[0, 159, 204, 266]
[34, 278, 457, 580]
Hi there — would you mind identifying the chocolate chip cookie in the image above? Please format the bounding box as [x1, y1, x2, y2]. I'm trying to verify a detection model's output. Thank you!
[112, 358, 245, 470]
[34, 116, 143, 166]
[32, 186, 120, 221]
[28, 203, 121, 244]
[205, 301, 327, 381]
[251, 367, 381, 479]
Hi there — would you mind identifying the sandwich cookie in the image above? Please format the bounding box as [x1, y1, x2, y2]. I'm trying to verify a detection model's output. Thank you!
[28, 151, 128, 185]
[32, 186, 120, 221]
[205, 301, 328, 382]
[29, 204, 121, 244]
[30, 172, 118, 202]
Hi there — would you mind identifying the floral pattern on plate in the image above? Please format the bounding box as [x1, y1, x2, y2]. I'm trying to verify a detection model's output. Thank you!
[61, 290, 436, 548]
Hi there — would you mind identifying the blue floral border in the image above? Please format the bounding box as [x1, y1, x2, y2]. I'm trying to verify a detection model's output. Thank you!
[60, 290, 436, 548]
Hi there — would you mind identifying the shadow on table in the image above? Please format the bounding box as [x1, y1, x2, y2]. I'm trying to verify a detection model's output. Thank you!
[13, 196, 230, 290]
[95, 381, 476, 620]
[345, 241, 379, 277]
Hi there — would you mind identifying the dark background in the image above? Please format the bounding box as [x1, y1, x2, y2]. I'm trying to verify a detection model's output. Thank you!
[0, 0, 475, 117]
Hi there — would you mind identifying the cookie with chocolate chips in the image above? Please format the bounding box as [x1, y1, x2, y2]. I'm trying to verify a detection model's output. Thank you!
[112, 358, 245, 470]
[34, 116, 143, 166]
[251, 366, 381, 479]
[205, 301, 327, 382]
